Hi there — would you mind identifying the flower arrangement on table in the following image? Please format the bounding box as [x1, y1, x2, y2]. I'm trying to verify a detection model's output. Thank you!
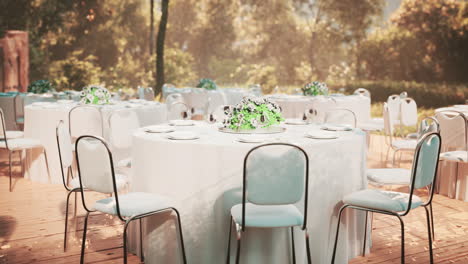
[28, 80, 55, 94]
[223, 97, 283, 130]
[302, 81, 328, 96]
[80, 85, 111, 105]
[196, 78, 217, 90]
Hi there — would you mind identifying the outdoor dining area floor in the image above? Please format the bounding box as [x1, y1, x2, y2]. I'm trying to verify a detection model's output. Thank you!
[0, 135, 467, 264]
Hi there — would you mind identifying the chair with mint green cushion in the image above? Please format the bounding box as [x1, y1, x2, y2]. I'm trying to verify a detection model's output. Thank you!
[226, 143, 312, 264]
[75, 135, 187, 264]
[13, 94, 25, 130]
[332, 132, 441, 264]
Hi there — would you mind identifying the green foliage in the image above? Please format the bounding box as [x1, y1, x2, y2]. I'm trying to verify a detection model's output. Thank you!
[27, 80, 54, 94]
[196, 78, 217, 90]
[225, 98, 283, 130]
[80, 85, 111, 105]
[302, 81, 328, 96]
[334, 80, 466, 108]
[48, 51, 102, 91]
[164, 48, 196, 86]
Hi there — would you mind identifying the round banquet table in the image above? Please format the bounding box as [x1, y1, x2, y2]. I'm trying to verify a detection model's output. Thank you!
[269, 95, 371, 125]
[23, 101, 167, 184]
[129, 122, 369, 264]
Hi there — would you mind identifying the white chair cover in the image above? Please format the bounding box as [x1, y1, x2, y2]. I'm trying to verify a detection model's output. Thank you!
[185, 88, 208, 114]
[57, 121, 73, 168]
[69, 105, 103, 139]
[387, 95, 401, 125]
[435, 112, 467, 152]
[400, 98, 418, 126]
[207, 90, 227, 114]
[353, 88, 370, 98]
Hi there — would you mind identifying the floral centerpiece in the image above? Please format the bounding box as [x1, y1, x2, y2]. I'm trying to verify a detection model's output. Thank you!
[28, 80, 55, 94]
[80, 85, 111, 105]
[196, 78, 217, 90]
[302, 81, 328, 96]
[223, 97, 283, 130]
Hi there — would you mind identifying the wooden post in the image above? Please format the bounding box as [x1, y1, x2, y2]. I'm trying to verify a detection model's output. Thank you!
[0, 31, 29, 92]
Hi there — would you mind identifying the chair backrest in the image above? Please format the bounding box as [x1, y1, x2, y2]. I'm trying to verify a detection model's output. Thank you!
[207, 90, 227, 114]
[417, 116, 440, 138]
[108, 109, 140, 149]
[186, 89, 209, 114]
[75, 136, 125, 219]
[309, 96, 337, 123]
[435, 111, 467, 153]
[69, 105, 104, 140]
[13, 94, 24, 120]
[324, 108, 357, 128]
[353, 88, 370, 98]
[405, 132, 441, 214]
[0, 109, 9, 148]
[387, 94, 401, 125]
[168, 102, 190, 120]
[383, 103, 394, 144]
[241, 143, 309, 230]
[56, 120, 74, 189]
[165, 93, 184, 105]
[400, 97, 418, 126]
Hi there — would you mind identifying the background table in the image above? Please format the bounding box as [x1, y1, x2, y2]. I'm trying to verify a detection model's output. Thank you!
[23, 101, 167, 184]
[129, 122, 368, 264]
[269, 95, 371, 125]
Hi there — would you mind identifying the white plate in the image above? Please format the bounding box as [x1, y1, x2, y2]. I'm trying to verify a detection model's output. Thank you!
[284, 119, 307, 125]
[305, 131, 338, 139]
[236, 135, 268, 143]
[321, 124, 353, 131]
[166, 131, 199, 140]
[144, 125, 174, 133]
[169, 120, 195, 126]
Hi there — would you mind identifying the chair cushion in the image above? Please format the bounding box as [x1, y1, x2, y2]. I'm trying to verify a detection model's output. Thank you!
[3, 131, 24, 139]
[69, 174, 128, 190]
[392, 139, 417, 150]
[440, 151, 467, 162]
[343, 189, 422, 212]
[93, 192, 171, 217]
[117, 158, 132, 168]
[367, 168, 411, 186]
[0, 138, 43, 150]
[231, 203, 303, 228]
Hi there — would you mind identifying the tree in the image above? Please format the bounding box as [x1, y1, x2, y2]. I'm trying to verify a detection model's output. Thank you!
[149, 0, 154, 55]
[155, 0, 169, 96]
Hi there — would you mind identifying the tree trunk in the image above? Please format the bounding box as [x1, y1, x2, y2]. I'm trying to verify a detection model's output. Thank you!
[149, 0, 154, 55]
[155, 0, 169, 97]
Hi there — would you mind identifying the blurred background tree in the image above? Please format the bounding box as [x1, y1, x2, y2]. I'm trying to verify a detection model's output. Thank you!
[0, 0, 466, 101]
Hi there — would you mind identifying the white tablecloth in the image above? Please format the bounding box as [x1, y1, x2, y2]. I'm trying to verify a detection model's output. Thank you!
[269, 95, 371, 124]
[129, 122, 368, 264]
[23, 101, 167, 184]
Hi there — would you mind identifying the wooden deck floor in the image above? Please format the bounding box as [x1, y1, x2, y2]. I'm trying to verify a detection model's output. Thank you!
[0, 135, 467, 264]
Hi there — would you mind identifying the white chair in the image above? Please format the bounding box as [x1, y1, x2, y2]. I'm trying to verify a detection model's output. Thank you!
[307, 96, 337, 123]
[353, 88, 370, 98]
[186, 88, 209, 116]
[0, 108, 50, 191]
[13, 94, 24, 130]
[108, 109, 140, 170]
[75, 135, 187, 264]
[383, 103, 418, 166]
[68, 105, 104, 141]
[207, 105, 231, 123]
[435, 111, 467, 198]
[226, 143, 312, 263]
[207, 90, 227, 114]
[332, 132, 441, 264]
[324, 108, 357, 128]
[387, 94, 401, 127]
[168, 102, 190, 121]
[0, 107, 23, 139]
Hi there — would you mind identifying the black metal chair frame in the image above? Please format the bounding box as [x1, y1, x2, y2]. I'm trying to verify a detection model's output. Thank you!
[75, 135, 187, 264]
[0, 108, 50, 192]
[56, 120, 80, 251]
[226, 143, 312, 264]
[331, 132, 442, 264]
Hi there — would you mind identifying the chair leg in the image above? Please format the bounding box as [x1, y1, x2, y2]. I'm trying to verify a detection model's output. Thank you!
[64, 190, 74, 251]
[454, 163, 459, 199]
[226, 217, 233, 264]
[18, 151, 23, 177]
[424, 206, 434, 264]
[362, 211, 368, 256]
[8, 151, 12, 192]
[429, 203, 435, 241]
[305, 229, 312, 264]
[43, 149, 51, 180]
[235, 224, 242, 264]
[396, 214, 405, 264]
[123, 220, 131, 264]
[290, 227, 296, 264]
[331, 205, 348, 264]
[139, 219, 144, 262]
[80, 211, 90, 264]
[173, 208, 187, 264]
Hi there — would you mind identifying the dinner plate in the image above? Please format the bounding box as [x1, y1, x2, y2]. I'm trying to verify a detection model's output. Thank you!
[166, 131, 199, 140]
[169, 120, 195, 126]
[305, 131, 338, 139]
[144, 125, 174, 133]
[284, 119, 307, 125]
[236, 135, 269, 143]
[321, 124, 353, 131]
